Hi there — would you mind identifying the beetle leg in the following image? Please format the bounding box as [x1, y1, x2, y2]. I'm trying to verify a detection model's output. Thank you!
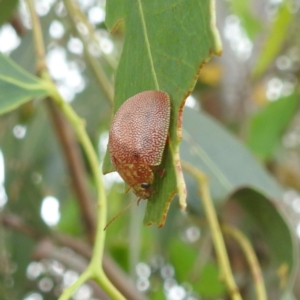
[137, 198, 142, 205]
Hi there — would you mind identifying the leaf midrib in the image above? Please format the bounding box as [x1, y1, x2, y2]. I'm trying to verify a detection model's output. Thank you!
[0, 74, 46, 91]
[137, 0, 159, 90]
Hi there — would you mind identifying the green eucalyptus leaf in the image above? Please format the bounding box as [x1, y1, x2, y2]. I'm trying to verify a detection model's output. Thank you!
[0, 53, 48, 115]
[247, 92, 299, 159]
[196, 262, 226, 297]
[1, 105, 68, 233]
[57, 196, 84, 236]
[227, 187, 297, 297]
[252, 1, 293, 78]
[181, 107, 282, 210]
[104, 0, 222, 226]
[4, 231, 35, 298]
[169, 238, 226, 297]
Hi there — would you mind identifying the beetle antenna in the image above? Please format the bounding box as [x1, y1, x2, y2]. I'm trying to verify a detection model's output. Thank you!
[104, 198, 138, 230]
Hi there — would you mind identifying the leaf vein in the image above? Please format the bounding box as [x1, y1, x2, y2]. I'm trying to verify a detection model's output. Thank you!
[137, 0, 159, 90]
[0, 74, 46, 91]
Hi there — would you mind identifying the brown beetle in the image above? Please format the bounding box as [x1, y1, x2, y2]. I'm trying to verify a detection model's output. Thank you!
[108, 90, 170, 200]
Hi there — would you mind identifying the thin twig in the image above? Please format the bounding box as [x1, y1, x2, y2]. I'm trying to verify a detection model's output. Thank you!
[10, 14, 26, 36]
[26, 0, 47, 74]
[64, 0, 118, 69]
[0, 213, 41, 239]
[56, 233, 147, 300]
[62, 0, 114, 104]
[46, 99, 97, 242]
[181, 161, 242, 300]
[33, 240, 110, 300]
[1, 214, 147, 300]
[222, 224, 267, 300]
[55, 233, 147, 300]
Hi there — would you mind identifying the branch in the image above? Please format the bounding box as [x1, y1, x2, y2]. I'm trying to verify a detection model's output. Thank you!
[1, 214, 147, 300]
[0, 213, 40, 239]
[33, 240, 110, 300]
[10, 14, 26, 36]
[25, 0, 47, 74]
[62, 0, 114, 105]
[181, 161, 242, 300]
[46, 99, 97, 242]
[222, 224, 267, 300]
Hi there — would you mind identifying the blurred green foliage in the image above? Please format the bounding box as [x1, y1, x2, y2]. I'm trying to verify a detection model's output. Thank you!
[0, 0, 300, 299]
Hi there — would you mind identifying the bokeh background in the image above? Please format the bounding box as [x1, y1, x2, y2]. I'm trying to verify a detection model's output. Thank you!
[1, 0, 300, 299]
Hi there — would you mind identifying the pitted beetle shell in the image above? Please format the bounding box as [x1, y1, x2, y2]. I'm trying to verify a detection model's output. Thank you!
[108, 90, 171, 199]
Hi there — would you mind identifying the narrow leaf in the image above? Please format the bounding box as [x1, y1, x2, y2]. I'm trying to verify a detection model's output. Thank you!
[252, 1, 293, 78]
[104, 0, 222, 226]
[247, 93, 299, 159]
[181, 107, 282, 208]
[228, 187, 297, 296]
[0, 53, 48, 115]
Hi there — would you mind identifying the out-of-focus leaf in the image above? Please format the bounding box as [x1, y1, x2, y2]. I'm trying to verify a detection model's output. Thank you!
[252, 1, 293, 78]
[181, 106, 296, 295]
[0, 105, 69, 231]
[228, 0, 262, 40]
[57, 197, 84, 236]
[0, 106, 72, 297]
[169, 238, 225, 297]
[169, 238, 197, 280]
[5, 231, 35, 298]
[0, 53, 48, 115]
[104, 0, 222, 226]
[181, 107, 282, 210]
[196, 262, 225, 297]
[0, 0, 18, 26]
[227, 187, 297, 297]
[110, 243, 129, 272]
[247, 92, 299, 159]
[151, 289, 165, 300]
